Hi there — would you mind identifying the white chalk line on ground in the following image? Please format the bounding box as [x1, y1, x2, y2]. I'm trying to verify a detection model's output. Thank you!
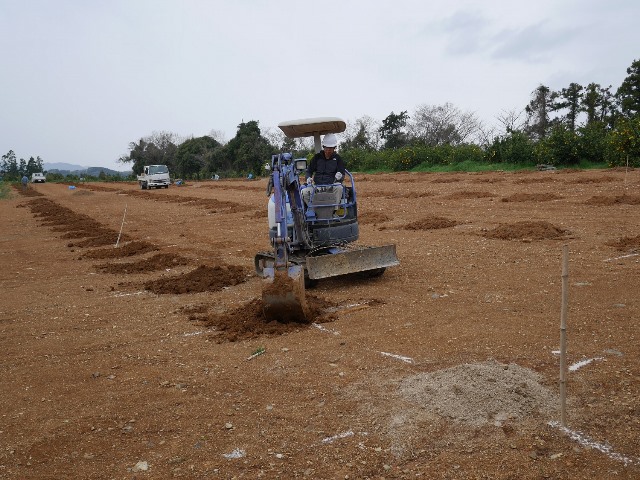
[321, 430, 355, 444]
[603, 253, 639, 262]
[380, 351, 414, 364]
[313, 323, 340, 335]
[549, 421, 639, 466]
[110, 291, 147, 298]
[568, 357, 603, 371]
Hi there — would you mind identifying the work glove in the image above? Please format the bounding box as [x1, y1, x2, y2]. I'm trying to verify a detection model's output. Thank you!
[264, 163, 271, 171]
[306, 177, 313, 185]
[334, 171, 343, 182]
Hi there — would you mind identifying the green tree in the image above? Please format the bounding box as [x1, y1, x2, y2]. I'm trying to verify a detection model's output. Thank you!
[18, 158, 27, 177]
[608, 116, 640, 166]
[119, 132, 179, 175]
[485, 131, 535, 164]
[175, 135, 221, 178]
[221, 120, 274, 176]
[379, 111, 409, 149]
[616, 59, 640, 118]
[525, 85, 556, 140]
[555, 83, 583, 131]
[1, 150, 19, 180]
[582, 83, 616, 126]
[577, 121, 608, 163]
[537, 125, 580, 166]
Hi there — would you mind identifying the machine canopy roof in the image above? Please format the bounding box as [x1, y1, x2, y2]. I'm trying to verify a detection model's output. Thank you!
[278, 117, 346, 139]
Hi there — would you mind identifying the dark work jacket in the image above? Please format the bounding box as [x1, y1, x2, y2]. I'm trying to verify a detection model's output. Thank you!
[307, 152, 346, 185]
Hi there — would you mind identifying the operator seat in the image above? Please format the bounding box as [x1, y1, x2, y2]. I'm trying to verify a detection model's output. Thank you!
[309, 187, 338, 220]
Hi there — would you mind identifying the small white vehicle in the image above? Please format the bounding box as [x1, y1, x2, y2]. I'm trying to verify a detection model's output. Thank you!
[137, 165, 170, 189]
[31, 172, 46, 183]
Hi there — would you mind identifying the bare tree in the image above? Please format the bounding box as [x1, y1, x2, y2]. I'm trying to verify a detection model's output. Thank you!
[147, 131, 180, 150]
[342, 115, 382, 150]
[497, 109, 526, 133]
[409, 103, 481, 146]
[208, 129, 227, 145]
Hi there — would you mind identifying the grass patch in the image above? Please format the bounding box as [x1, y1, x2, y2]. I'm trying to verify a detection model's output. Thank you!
[412, 160, 536, 173]
[0, 182, 11, 200]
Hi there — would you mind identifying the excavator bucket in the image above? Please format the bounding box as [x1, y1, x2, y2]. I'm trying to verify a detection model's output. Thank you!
[262, 265, 309, 323]
[306, 244, 399, 280]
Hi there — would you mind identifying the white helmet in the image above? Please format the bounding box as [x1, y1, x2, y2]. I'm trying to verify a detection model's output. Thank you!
[322, 133, 338, 148]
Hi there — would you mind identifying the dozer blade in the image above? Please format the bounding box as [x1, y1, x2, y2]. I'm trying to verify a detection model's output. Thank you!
[306, 244, 399, 280]
[262, 265, 309, 323]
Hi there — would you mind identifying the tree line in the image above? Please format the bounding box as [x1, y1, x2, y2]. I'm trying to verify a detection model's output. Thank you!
[3, 59, 639, 182]
[0, 151, 44, 181]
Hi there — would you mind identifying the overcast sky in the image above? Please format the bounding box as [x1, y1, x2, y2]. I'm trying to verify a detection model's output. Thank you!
[1, 0, 638, 171]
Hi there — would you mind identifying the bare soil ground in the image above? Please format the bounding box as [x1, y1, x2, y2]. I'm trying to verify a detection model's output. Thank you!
[1, 169, 639, 479]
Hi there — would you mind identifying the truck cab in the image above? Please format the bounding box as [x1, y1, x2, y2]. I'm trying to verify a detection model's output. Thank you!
[31, 172, 46, 183]
[137, 164, 170, 189]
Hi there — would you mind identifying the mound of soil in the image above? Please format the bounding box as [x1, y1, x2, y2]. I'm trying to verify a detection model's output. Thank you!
[359, 211, 392, 225]
[399, 360, 558, 427]
[484, 221, 568, 240]
[26, 197, 122, 243]
[15, 186, 44, 196]
[432, 177, 461, 183]
[144, 264, 248, 294]
[569, 176, 616, 184]
[82, 240, 158, 259]
[605, 234, 640, 251]
[401, 191, 435, 198]
[95, 252, 191, 274]
[445, 190, 497, 200]
[585, 194, 640, 205]
[514, 177, 557, 184]
[404, 215, 457, 230]
[502, 193, 564, 202]
[197, 295, 336, 342]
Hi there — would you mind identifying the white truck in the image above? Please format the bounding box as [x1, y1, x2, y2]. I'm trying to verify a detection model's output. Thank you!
[31, 172, 46, 183]
[137, 165, 170, 189]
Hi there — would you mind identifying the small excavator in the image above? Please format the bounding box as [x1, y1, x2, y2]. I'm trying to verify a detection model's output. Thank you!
[255, 117, 399, 322]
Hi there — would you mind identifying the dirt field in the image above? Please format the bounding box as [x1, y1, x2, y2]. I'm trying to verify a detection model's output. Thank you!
[1, 168, 639, 479]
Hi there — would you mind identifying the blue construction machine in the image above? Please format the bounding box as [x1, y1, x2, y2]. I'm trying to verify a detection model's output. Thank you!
[255, 117, 399, 322]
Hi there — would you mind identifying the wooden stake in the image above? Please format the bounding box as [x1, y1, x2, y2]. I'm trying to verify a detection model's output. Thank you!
[560, 244, 569, 426]
[115, 203, 128, 248]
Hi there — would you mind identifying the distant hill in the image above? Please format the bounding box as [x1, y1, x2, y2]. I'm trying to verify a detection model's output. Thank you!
[43, 162, 87, 171]
[43, 163, 132, 177]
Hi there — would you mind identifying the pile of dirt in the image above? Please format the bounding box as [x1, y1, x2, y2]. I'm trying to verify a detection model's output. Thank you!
[514, 177, 557, 184]
[502, 193, 564, 202]
[569, 176, 616, 184]
[585, 194, 640, 205]
[15, 186, 44, 196]
[471, 177, 507, 184]
[144, 264, 248, 294]
[484, 221, 569, 241]
[359, 211, 392, 225]
[445, 190, 497, 200]
[95, 252, 191, 274]
[399, 360, 558, 427]
[432, 177, 461, 183]
[605, 234, 640, 251]
[76, 183, 255, 213]
[196, 295, 336, 342]
[403, 215, 457, 230]
[25, 197, 128, 247]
